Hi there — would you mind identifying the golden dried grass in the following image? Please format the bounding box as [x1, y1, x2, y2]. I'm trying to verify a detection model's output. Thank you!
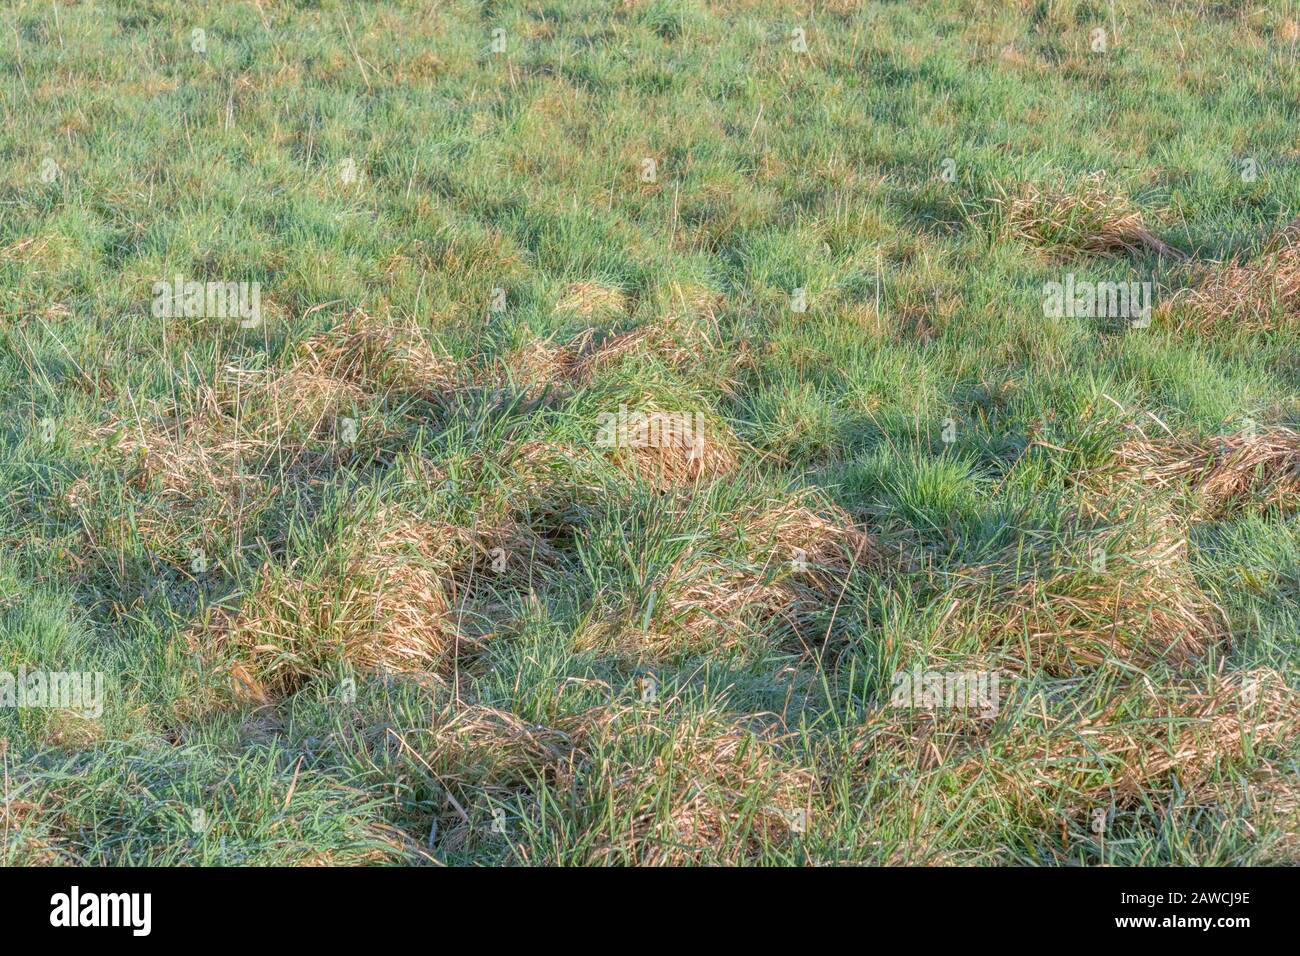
[1105, 424, 1300, 516]
[995, 172, 1181, 259]
[189, 509, 558, 702]
[582, 710, 815, 865]
[942, 518, 1229, 672]
[1165, 237, 1300, 334]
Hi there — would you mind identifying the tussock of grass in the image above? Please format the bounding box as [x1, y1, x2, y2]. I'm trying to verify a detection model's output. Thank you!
[575, 317, 717, 382]
[604, 405, 743, 489]
[553, 281, 628, 319]
[292, 308, 460, 401]
[994, 172, 1181, 259]
[942, 517, 1228, 671]
[94, 308, 460, 506]
[1166, 239, 1300, 334]
[854, 667, 1297, 854]
[573, 709, 815, 865]
[1106, 424, 1300, 517]
[499, 311, 721, 400]
[379, 701, 815, 864]
[190, 507, 560, 702]
[98, 387, 262, 504]
[577, 494, 895, 659]
[958, 668, 1298, 808]
[413, 702, 587, 792]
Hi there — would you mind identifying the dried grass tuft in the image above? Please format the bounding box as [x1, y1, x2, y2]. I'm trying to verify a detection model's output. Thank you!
[95, 308, 459, 504]
[582, 710, 815, 865]
[995, 172, 1180, 259]
[398, 703, 591, 795]
[581, 497, 896, 659]
[943, 518, 1228, 672]
[1106, 423, 1300, 516]
[1165, 237, 1300, 334]
[853, 668, 1298, 837]
[960, 668, 1299, 806]
[554, 281, 628, 319]
[603, 406, 743, 489]
[498, 309, 719, 400]
[293, 308, 459, 399]
[189, 509, 557, 702]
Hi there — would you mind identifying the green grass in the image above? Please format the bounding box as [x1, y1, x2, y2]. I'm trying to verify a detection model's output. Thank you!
[1, 0, 1297, 865]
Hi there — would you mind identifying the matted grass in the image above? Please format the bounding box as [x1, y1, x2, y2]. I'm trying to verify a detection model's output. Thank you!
[1, 0, 1297, 866]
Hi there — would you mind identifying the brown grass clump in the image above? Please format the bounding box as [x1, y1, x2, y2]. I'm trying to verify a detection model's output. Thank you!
[96, 309, 459, 504]
[387, 702, 818, 864]
[852, 668, 1298, 845]
[554, 281, 628, 319]
[943, 518, 1228, 672]
[293, 308, 459, 400]
[416, 704, 588, 791]
[190, 509, 557, 702]
[958, 668, 1299, 808]
[496, 334, 592, 400]
[579, 497, 895, 659]
[1106, 424, 1300, 516]
[220, 307, 457, 446]
[386, 702, 594, 855]
[1165, 238, 1300, 334]
[103, 387, 261, 504]
[580, 710, 815, 865]
[386, 702, 593, 803]
[736, 497, 897, 589]
[600, 404, 742, 489]
[498, 308, 721, 400]
[574, 317, 719, 384]
[995, 172, 1182, 259]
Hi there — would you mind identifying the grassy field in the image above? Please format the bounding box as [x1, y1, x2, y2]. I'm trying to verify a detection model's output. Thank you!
[1, 0, 1298, 865]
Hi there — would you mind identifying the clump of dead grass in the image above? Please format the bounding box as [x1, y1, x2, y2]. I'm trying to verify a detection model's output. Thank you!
[497, 308, 722, 401]
[287, 308, 460, 401]
[383, 701, 818, 863]
[961, 668, 1299, 808]
[853, 668, 1298, 844]
[736, 497, 898, 589]
[578, 496, 897, 659]
[994, 172, 1181, 259]
[498, 337, 586, 400]
[95, 308, 460, 505]
[579, 709, 816, 865]
[941, 516, 1228, 672]
[100, 386, 261, 504]
[601, 404, 744, 489]
[553, 281, 628, 319]
[386, 702, 599, 853]
[1164, 237, 1300, 334]
[188, 508, 559, 702]
[1105, 423, 1300, 516]
[410, 703, 589, 792]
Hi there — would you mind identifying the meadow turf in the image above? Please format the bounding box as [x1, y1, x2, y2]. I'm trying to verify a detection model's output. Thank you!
[1, 0, 1298, 865]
